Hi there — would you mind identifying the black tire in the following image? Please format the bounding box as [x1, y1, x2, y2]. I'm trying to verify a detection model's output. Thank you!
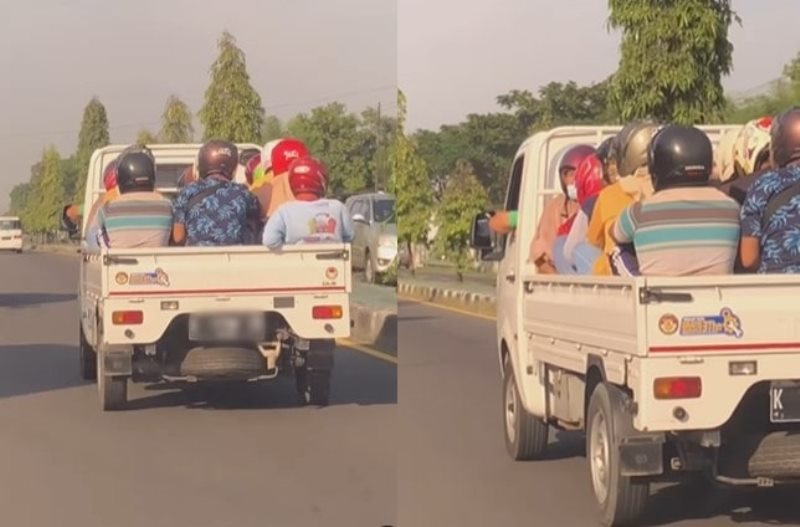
[503, 353, 548, 460]
[364, 250, 375, 284]
[295, 368, 331, 406]
[587, 383, 649, 527]
[97, 350, 127, 411]
[79, 324, 97, 382]
[180, 347, 266, 379]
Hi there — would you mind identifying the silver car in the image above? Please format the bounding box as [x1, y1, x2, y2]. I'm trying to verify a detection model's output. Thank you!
[345, 192, 397, 283]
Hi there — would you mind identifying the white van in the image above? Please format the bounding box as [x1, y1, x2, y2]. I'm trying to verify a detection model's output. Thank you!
[0, 216, 23, 253]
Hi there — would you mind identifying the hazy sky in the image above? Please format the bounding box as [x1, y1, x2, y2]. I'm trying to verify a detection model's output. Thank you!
[0, 0, 396, 211]
[400, 0, 800, 131]
[2, 1, 799, 212]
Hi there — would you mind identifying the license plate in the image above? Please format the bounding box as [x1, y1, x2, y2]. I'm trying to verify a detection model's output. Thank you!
[188, 313, 266, 342]
[770, 381, 800, 423]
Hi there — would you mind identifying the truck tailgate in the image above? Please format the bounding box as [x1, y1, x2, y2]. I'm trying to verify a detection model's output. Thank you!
[103, 245, 350, 297]
[642, 275, 800, 355]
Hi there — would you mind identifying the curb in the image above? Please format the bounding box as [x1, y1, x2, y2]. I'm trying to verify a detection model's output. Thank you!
[28, 244, 81, 256]
[349, 303, 397, 355]
[398, 282, 496, 318]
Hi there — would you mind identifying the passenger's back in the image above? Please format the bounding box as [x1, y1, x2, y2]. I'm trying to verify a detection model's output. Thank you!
[97, 192, 173, 248]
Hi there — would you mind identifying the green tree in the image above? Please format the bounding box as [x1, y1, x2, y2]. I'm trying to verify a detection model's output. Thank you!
[73, 97, 110, 201]
[609, 0, 739, 124]
[136, 129, 159, 145]
[159, 95, 194, 143]
[393, 90, 433, 273]
[262, 115, 284, 142]
[724, 52, 800, 123]
[8, 183, 31, 216]
[59, 156, 79, 202]
[435, 160, 488, 281]
[361, 105, 397, 193]
[25, 147, 65, 233]
[199, 31, 265, 142]
[287, 103, 373, 196]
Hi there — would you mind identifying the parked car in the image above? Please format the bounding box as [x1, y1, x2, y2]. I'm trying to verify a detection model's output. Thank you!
[0, 216, 23, 253]
[345, 192, 397, 283]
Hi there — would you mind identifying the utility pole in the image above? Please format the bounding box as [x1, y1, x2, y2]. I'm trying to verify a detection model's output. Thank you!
[375, 102, 381, 192]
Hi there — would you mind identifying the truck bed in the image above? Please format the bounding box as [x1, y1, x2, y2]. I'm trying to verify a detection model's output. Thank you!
[521, 273, 800, 431]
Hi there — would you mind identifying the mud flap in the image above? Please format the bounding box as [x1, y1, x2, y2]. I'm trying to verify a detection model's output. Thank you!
[100, 346, 133, 376]
[607, 385, 665, 477]
[305, 339, 335, 371]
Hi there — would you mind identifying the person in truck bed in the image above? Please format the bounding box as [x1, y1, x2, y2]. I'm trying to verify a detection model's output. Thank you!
[172, 140, 262, 246]
[740, 107, 800, 273]
[612, 124, 740, 276]
[724, 116, 774, 206]
[91, 150, 173, 248]
[262, 157, 354, 248]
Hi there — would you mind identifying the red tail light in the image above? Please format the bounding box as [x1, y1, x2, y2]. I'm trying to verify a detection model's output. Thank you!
[112, 311, 143, 325]
[312, 305, 343, 319]
[654, 377, 702, 399]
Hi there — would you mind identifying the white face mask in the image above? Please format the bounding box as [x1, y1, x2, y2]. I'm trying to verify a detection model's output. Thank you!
[566, 183, 578, 201]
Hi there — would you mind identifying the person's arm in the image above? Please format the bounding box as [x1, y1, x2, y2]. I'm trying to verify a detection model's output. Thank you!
[262, 208, 287, 249]
[488, 210, 517, 234]
[611, 203, 637, 245]
[739, 183, 765, 271]
[171, 188, 191, 246]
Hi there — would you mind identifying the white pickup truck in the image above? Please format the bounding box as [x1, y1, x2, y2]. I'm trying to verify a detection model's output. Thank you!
[471, 126, 800, 526]
[64, 144, 352, 411]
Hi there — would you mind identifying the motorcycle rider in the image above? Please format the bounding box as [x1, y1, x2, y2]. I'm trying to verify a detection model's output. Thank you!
[612, 124, 740, 276]
[262, 157, 353, 248]
[172, 140, 262, 246]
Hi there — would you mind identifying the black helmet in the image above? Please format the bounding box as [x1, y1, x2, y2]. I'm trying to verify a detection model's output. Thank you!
[647, 125, 712, 192]
[197, 140, 238, 179]
[116, 152, 156, 193]
[596, 137, 614, 164]
[770, 107, 800, 168]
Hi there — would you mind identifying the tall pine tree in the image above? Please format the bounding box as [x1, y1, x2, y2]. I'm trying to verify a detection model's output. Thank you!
[73, 97, 110, 201]
[26, 147, 65, 233]
[160, 95, 194, 143]
[199, 31, 264, 142]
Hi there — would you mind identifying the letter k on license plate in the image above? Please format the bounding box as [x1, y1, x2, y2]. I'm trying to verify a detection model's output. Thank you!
[770, 381, 800, 423]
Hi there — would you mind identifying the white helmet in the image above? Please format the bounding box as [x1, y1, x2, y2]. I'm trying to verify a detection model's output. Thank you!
[261, 139, 282, 171]
[732, 116, 772, 178]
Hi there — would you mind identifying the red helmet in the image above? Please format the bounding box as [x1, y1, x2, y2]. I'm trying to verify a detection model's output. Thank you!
[245, 154, 261, 186]
[271, 138, 309, 175]
[288, 157, 327, 197]
[103, 160, 118, 191]
[574, 154, 603, 206]
[557, 144, 596, 193]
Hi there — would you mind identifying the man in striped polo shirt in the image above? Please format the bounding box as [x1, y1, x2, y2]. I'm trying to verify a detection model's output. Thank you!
[612, 125, 740, 276]
[92, 151, 173, 248]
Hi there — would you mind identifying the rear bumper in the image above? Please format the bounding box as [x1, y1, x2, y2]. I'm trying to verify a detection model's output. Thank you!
[0, 238, 22, 250]
[629, 353, 800, 432]
[99, 293, 351, 345]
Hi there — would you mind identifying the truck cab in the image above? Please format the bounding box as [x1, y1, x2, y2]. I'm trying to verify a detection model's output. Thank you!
[471, 126, 800, 526]
[68, 144, 352, 411]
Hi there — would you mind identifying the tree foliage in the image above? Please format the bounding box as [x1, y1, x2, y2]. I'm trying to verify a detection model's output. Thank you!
[435, 160, 488, 280]
[136, 129, 159, 145]
[8, 183, 31, 216]
[24, 148, 65, 233]
[287, 103, 375, 196]
[199, 31, 264, 142]
[393, 89, 432, 272]
[159, 95, 194, 143]
[262, 115, 284, 142]
[725, 51, 800, 123]
[73, 97, 110, 201]
[609, 0, 739, 124]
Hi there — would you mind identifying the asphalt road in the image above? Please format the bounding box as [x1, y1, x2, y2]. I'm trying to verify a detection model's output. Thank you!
[0, 252, 396, 527]
[397, 299, 799, 527]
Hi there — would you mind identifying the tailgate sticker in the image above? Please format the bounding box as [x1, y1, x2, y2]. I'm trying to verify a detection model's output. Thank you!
[660, 308, 743, 338]
[122, 268, 170, 287]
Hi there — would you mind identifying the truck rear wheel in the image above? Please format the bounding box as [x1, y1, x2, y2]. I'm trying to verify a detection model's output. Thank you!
[79, 324, 97, 382]
[295, 368, 331, 406]
[587, 383, 649, 527]
[97, 351, 127, 411]
[503, 353, 548, 460]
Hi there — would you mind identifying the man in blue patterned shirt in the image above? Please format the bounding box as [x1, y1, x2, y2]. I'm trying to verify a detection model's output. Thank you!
[740, 108, 800, 273]
[173, 140, 263, 246]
